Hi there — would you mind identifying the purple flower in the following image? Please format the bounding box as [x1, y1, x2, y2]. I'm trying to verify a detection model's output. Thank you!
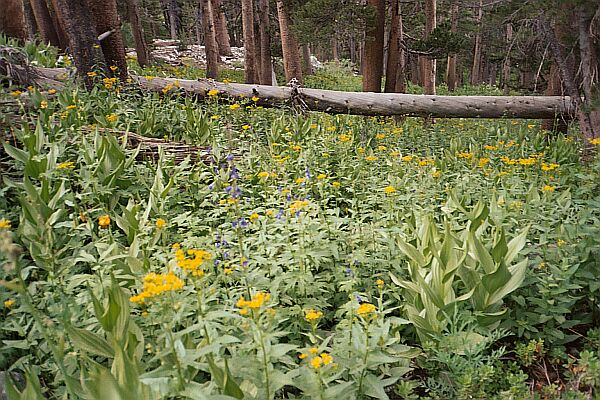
[305, 167, 311, 180]
[214, 259, 220, 266]
[226, 154, 234, 162]
[232, 220, 238, 228]
[223, 251, 229, 259]
[230, 167, 239, 179]
[242, 258, 249, 267]
[276, 209, 284, 219]
[239, 218, 248, 228]
[295, 210, 301, 218]
[355, 294, 362, 303]
[345, 267, 353, 277]
[208, 183, 214, 190]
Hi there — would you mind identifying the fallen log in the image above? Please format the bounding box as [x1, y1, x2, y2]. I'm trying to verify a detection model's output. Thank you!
[2, 63, 574, 119]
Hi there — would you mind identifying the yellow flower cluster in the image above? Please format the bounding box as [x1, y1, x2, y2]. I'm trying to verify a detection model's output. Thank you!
[207, 89, 219, 96]
[541, 162, 559, 171]
[543, 185, 556, 192]
[175, 247, 212, 277]
[103, 77, 118, 90]
[305, 309, 323, 321]
[338, 133, 352, 142]
[289, 200, 309, 212]
[4, 299, 16, 308]
[0, 218, 11, 230]
[456, 152, 473, 159]
[383, 186, 396, 194]
[98, 215, 111, 228]
[130, 272, 184, 304]
[57, 161, 75, 170]
[365, 156, 379, 161]
[356, 303, 376, 317]
[236, 292, 271, 315]
[376, 279, 384, 289]
[105, 114, 117, 123]
[156, 218, 167, 229]
[590, 138, 600, 146]
[298, 347, 334, 369]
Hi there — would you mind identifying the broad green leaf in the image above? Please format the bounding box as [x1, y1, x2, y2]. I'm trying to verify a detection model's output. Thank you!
[361, 373, 389, 400]
[67, 326, 114, 358]
[506, 227, 529, 264]
[469, 232, 495, 274]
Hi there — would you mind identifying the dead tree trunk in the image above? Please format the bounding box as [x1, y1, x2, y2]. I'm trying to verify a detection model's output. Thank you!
[276, 0, 302, 83]
[446, 1, 459, 91]
[88, 0, 128, 81]
[22, 0, 38, 38]
[201, 0, 219, 79]
[362, 0, 385, 92]
[541, 64, 568, 133]
[127, 0, 150, 67]
[302, 45, 313, 76]
[210, 0, 232, 56]
[5, 63, 575, 120]
[577, 5, 600, 136]
[470, 0, 483, 86]
[29, 0, 60, 46]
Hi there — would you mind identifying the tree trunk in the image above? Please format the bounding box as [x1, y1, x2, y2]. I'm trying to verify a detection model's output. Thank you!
[384, 0, 401, 93]
[302, 45, 313, 76]
[0, 0, 27, 40]
[332, 37, 339, 61]
[488, 62, 497, 85]
[541, 64, 568, 133]
[47, 0, 69, 50]
[576, 5, 600, 139]
[210, 0, 232, 56]
[241, 0, 258, 83]
[540, 13, 597, 147]
[362, 0, 385, 92]
[257, 0, 272, 85]
[6, 63, 575, 120]
[420, 0, 436, 95]
[276, 0, 302, 83]
[88, 0, 128, 81]
[201, 0, 219, 79]
[127, 0, 150, 67]
[166, 0, 179, 40]
[446, 1, 459, 91]
[29, 0, 60, 46]
[503, 23, 513, 94]
[470, 0, 483, 86]
[410, 53, 420, 85]
[52, 0, 103, 88]
[22, 0, 38, 38]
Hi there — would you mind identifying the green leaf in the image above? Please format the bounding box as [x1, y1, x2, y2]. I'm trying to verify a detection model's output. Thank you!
[396, 236, 426, 267]
[481, 261, 511, 298]
[469, 232, 495, 274]
[323, 381, 355, 399]
[361, 373, 389, 400]
[3, 142, 29, 164]
[506, 227, 528, 265]
[487, 259, 528, 305]
[67, 326, 114, 358]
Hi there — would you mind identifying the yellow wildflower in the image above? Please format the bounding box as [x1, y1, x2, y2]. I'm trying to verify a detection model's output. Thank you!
[402, 155, 413, 162]
[129, 272, 184, 304]
[365, 156, 378, 161]
[589, 138, 600, 145]
[156, 218, 166, 229]
[292, 145, 302, 151]
[332, 181, 340, 188]
[305, 309, 323, 322]
[57, 161, 75, 169]
[310, 123, 317, 129]
[249, 213, 259, 222]
[456, 152, 473, 159]
[308, 347, 318, 354]
[10, 90, 22, 97]
[541, 163, 559, 171]
[229, 103, 241, 110]
[557, 239, 566, 247]
[356, 303, 376, 317]
[289, 200, 309, 212]
[0, 218, 11, 230]
[376, 133, 385, 140]
[66, 105, 77, 110]
[109, 65, 118, 71]
[258, 171, 270, 179]
[295, 177, 306, 184]
[317, 174, 327, 180]
[484, 145, 498, 151]
[299, 353, 307, 359]
[236, 292, 271, 314]
[338, 134, 352, 142]
[242, 124, 251, 130]
[98, 215, 111, 228]
[320, 353, 333, 365]
[207, 89, 219, 96]
[40, 101, 48, 109]
[4, 299, 16, 308]
[543, 185, 556, 192]
[376, 279, 384, 289]
[432, 170, 442, 178]
[252, 96, 259, 102]
[105, 114, 117, 123]
[311, 356, 323, 369]
[87, 72, 97, 77]
[175, 248, 212, 276]
[145, 75, 156, 81]
[479, 158, 490, 167]
[383, 186, 396, 194]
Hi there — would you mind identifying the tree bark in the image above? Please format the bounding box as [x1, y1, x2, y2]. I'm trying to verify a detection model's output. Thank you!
[52, 0, 103, 88]
[0, 0, 27, 40]
[210, 0, 232, 56]
[420, 0, 436, 95]
[201, 0, 219, 79]
[576, 5, 600, 139]
[502, 23, 513, 94]
[540, 13, 596, 145]
[276, 0, 302, 83]
[541, 64, 568, 133]
[384, 0, 401, 93]
[5, 63, 575, 120]
[362, 0, 385, 92]
[470, 0, 483, 86]
[446, 1, 459, 91]
[88, 0, 128, 81]
[302, 45, 313, 76]
[47, 0, 68, 50]
[242, 0, 258, 83]
[29, 0, 60, 46]
[127, 0, 150, 67]
[22, 0, 38, 38]
[164, 0, 179, 40]
[257, 0, 272, 85]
